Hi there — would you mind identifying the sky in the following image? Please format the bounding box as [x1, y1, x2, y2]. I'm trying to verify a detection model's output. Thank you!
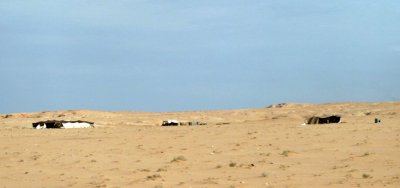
[0, 0, 399, 113]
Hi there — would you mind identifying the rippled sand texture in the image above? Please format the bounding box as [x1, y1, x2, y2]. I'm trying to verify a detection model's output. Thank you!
[1, 102, 399, 187]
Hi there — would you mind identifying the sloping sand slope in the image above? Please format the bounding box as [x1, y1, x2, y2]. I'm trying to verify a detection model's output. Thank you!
[0, 102, 399, 187]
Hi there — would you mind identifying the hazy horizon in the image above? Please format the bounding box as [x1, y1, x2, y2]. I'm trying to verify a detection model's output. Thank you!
[3, 100, 400, 114]
[1, 1, 399, 114]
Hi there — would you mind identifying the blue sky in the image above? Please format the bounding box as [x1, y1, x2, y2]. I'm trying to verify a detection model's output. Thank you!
[0, 1, 399, 113]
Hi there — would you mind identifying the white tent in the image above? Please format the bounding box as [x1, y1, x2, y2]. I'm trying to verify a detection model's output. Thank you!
[33, 120, 94, 129]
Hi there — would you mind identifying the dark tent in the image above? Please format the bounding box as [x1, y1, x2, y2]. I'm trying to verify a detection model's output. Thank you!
[306, 115, 341, 124]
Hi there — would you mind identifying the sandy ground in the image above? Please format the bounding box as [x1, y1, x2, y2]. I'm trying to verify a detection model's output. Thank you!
[0, 102, 399, 188]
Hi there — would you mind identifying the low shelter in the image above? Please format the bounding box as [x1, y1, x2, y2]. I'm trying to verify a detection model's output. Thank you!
[306, 115, 341, 125]
[162, 120, 180, 126]
[162, 120, 207, 126]
[33, 120, 94, 129]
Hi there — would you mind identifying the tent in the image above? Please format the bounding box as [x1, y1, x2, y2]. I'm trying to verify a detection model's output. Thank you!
[306, 115, 341, 124]
[33, 120, 94, 129]
[161, 120, 207, 126]
[162, 120, 180, 126]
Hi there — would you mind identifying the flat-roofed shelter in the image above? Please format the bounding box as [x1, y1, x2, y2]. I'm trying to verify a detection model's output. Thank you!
[306, 115, 341, 125]
[33, 120, 94, 129]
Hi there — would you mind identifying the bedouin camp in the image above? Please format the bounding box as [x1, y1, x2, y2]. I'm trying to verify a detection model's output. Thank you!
[161, 120, 207, 126]
[306, 115, 341, 124]
[33, 120, 94, 129]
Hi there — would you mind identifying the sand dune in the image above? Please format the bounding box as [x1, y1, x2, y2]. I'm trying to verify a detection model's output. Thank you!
[1, 102, 399, 187]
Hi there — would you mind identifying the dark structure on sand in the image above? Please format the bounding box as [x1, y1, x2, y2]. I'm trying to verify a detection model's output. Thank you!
[306, 115, 341, 124]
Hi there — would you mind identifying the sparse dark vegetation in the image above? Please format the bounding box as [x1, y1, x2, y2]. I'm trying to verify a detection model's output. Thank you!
[360, 152, 371, 157]
[156, 167, 167, 172]
[261, 172, 269, 177]
[362, 173, 372, 179]
[147, 174, 161, 180]
[280, 150, 294, 157]
[171, 155, 187, 162]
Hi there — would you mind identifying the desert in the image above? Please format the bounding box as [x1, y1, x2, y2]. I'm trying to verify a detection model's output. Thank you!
[2, 1, 399, 187]
[0, 102, 399, 188]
